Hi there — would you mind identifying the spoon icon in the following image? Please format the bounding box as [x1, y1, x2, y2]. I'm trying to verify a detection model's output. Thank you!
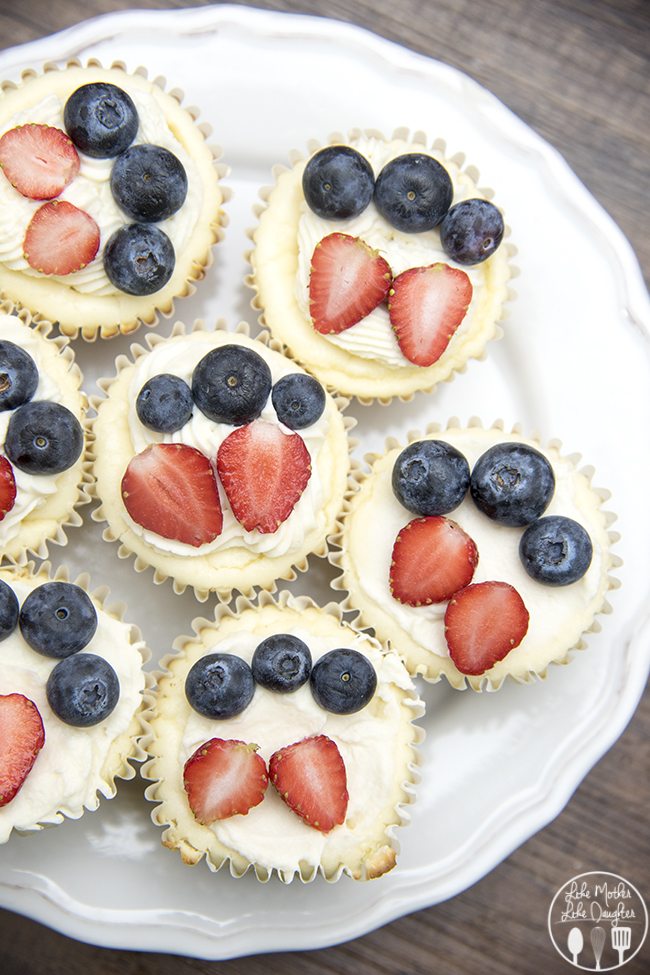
[568, 927, 584, 965]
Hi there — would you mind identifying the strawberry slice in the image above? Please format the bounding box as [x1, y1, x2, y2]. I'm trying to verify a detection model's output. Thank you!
[444, 581, 530, 676]
[217, 419, 311, 533]
[0, 456, 16, 522]
[24, 201, 100, 275]
[0, 693, 45, 807]
[183, 738, 269, 825]
[269, 734, 348, 833]
[390, 516, 478, 606]
[121, 443, 223, 547]
[388, 263, 472, 366]
[309, 233, 392, 334]
[0, 124, 80, 200]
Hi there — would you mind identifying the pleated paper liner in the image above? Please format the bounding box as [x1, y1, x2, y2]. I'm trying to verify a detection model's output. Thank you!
[329, 417, 622, 691]
[141, 589, 424, 883]
[0, 59, 229, 341]
[0, 302, 92, 564]
[0, 561, 150, 843]
[89, 319, 355, 603]
[246, 127, 516, 404]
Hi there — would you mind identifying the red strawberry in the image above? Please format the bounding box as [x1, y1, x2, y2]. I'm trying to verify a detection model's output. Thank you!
[0, 693, 45, 807]
[269, 734, 348, 833]
[121, 443, 223, 547]
[23, 201, 100, 276]
[217, 419, 311, 533]
[0, 124, 80, 200]
[390, 516, 478, 606]
[183, 738, 268, 825]
[388, 263, 472, 366]
[444, 581, 530, 676]
[0, 456, 16, 522]
[309, 233, 392, 334]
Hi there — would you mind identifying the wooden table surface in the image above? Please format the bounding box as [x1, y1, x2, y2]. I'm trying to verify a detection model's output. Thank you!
[0, 2, 648, 973]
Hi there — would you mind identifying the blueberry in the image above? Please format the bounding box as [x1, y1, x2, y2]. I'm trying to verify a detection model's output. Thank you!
[111, 144, 187, 222]
[19, 582, 98, 658]
[0, 579, 19, 642]
[251, 634, 312, 693]
[440, 199, 504, 265]
[192, 345, 272, 425]
[374, 154, 453, 232]
[519, 515, 593, 586]
[271, 374, 325, 430]
[104, 224, 175, 296]
[185, 653, 255, 719]
[64, 82, 138, 159]
[470, 442, 555, 527]
[0, 340, 39, 412]
[5, 401, 83, 475]
[46, 653, 119, 726]
[136, 374, 193, 433]
[310, 648, 377, 715]
[392, 440, 470, 516]
[302, 145, 374, 220]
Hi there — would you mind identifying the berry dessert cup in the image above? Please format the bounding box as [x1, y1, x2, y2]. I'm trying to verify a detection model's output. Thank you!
[142, 590, 423, 882]
[0, 60, 227, 340]
[91, 321, 352, 601]
[0, 562, 148, 842]
[332, 418, 620, 690]
[0, 305, 90, 563]
[249, 128, 513, 402]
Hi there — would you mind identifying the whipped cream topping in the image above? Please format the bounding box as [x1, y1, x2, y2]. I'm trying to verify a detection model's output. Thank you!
[125, 333, 329, 559]
[0, 575, 145, 842]
[180, 627, 414, 874]
[0, 82, 202, 296]
[295, 136, 487, 368]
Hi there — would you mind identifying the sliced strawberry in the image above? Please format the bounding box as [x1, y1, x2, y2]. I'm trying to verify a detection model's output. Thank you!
[390, 516, 478, 606]
[0, 693, 45, 807]
[269, 734, 348, 833]
[23, 201, 100, 276]
[0, 456, 16, 522]
[309, 232, 392, 334]
[0, 124, 80, 200]
[183, 738, 268, 825]
[217, 419, 311, 533]
[121, 443, 223, 547]
[444, 581, 530, 676]
[388, 263, 472, 366]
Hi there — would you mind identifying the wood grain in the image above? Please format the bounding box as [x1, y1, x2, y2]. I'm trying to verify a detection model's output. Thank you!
[0, 2, 648, 973]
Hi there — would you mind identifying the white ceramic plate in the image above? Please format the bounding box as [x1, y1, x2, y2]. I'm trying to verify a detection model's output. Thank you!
[0, 4, 648, 961]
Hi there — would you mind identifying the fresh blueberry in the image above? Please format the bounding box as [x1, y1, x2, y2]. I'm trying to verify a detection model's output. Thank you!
[392, 439, 470, 516]
[470, 442, 555, 527]
[136, 373, 193, 433]
[271, 374, 325, 430]
[104, 224, 175, 296]
[374, 153, 453, 232]
[251, 634, 312, 693]
[19, 582, 98, 658]
[46, 653, 120, 727]
[111, 144, 188, 222]
[310, 648, 377, 715]
[0, 340, 39, 412]
[440, 199, 504, 265]
[64, 82, 138, 158]
[192, 345, 272, 425]
[5, 401, 83, 475]
[0, 579, 19, 642]
[185, 653, 255, 719]
[302, 145, 374, 220]
[519, 515, 593, 586]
